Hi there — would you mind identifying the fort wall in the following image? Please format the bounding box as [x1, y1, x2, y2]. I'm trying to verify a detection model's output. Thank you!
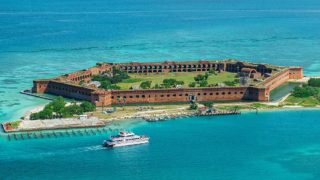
[110, 87, 249, 104]
[116, 60, 275, 74]
[40, 81, 96, 101]
[32, 80, 50, 93]
[260, 67, 304, 98]
[31, 60, 304, 106]
[260, 68, 290, 92]
[289, 67, 304, 79]
[91, 90, 112, 106]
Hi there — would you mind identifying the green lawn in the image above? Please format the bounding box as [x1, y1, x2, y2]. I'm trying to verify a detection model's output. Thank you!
[284, 95, 320, 107]
[117, 71, 238, 89]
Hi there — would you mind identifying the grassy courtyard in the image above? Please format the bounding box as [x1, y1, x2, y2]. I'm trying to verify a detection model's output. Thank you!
[116, 71, 239, 90]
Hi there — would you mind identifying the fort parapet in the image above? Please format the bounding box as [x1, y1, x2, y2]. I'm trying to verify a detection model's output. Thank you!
[32, 59, 303, 106]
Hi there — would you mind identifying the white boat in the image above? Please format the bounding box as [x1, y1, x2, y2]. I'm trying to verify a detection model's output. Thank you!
[103, 131, 149, 147]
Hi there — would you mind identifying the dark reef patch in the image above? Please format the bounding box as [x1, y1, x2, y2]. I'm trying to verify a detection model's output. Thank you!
[2, 79, 20, 84]
[267, 148, 320, 179]
[7, 103, 21, 107]
[1, 87, 18, 89]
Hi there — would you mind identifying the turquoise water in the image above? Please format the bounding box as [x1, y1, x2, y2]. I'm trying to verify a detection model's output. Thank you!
[1, 0, 320, 179]
[1, 110, 320, 179]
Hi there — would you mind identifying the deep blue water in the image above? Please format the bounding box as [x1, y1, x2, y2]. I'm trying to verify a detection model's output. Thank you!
[1, 0, 320, 179]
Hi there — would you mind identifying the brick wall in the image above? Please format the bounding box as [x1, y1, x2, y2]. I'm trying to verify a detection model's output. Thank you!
[109, 87, 249, 104]
[44, 81, 95, 101]
[289, 67, 303, 79]
[32, 80, 50, 93]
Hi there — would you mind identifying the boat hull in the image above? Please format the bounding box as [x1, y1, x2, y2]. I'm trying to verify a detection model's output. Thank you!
[103, 138, 149, 148]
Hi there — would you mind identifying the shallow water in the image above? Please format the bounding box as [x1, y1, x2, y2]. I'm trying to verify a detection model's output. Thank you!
[1, 0, 320, 179]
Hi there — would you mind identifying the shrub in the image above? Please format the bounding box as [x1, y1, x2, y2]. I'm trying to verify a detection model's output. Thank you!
[140, 81, 152, 89]
[80, 101, 96, 112]
[189, 82, 196, 87]
[92, 68, 129, 89]
[176, 80, 184, 85]
[194, 74, 205, 82]
[189, 103, 198, 110]
[61, 104, 84, 118]
[209, 69, 217, 75]
[224, 81, 237, 86]
[204, 72, 209, 80]
[308, 78, 320, 87]
[292, 86, 319, 98]
[30, 97, 96, 120]
[162, 79, 184, 88]
[201, 102, 214, 108]
[199, 80, 208, 87]
[154, 83, 161, 89]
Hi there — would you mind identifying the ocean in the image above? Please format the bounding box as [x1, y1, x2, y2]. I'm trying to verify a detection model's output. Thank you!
[1, 0, 320, 179]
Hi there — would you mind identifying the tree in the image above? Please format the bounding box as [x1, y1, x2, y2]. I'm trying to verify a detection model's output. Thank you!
[209, 68, 217, 75]
[163, 78, 176, 85]
[61, 104, 84, 118]
[308, 78, 320, 87]
[140, 81, 152, 89]
[111, 67, 129, 83]
[92, 68, 129, 89]
[199, 80, 208, 87]
[189, 82, 196, 87]
[292, 86, 319, 98]
[162, 83, 171, 88]
[189, 103, 198, 110]
[110, 84, 121, 90]
[224, 81, 237, 86]
[80, 101, 96, 112]
[79, 80, 85, 85]
[194, 74, 205, 82]
[49, 96, 66, 114]
[30, 97, 96, 120]
[30, 113, 39, 120]
[202, 102, 214, 108]
[99, 80, 112, 89]
[162, 78, 183, 88]
[30, 108, 53, 120]
[176, 80, 184, 85]
[204, 72, 209, 80]
[154, 83, 161, 89]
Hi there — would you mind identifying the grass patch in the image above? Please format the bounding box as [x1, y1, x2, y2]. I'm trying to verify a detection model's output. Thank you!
[121, 78, 144, 83]
[282, 82, 320, 107]
[116, 71, 238, 89]
[284, 95, 319, 107]
[10, 121, 21, 128]
[217, 103, 279, 110]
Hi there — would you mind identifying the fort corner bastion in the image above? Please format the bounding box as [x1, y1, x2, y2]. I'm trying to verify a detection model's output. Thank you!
[32, 59, 303, 106]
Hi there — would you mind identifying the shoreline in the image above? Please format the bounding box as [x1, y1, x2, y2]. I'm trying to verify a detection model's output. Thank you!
[2, 102, 320, 134]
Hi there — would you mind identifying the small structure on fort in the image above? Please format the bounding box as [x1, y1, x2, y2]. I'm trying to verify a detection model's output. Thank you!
[31, 59, 303, 106]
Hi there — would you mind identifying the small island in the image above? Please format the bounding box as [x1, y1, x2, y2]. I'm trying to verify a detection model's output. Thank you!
[3, 59, 309, 133]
